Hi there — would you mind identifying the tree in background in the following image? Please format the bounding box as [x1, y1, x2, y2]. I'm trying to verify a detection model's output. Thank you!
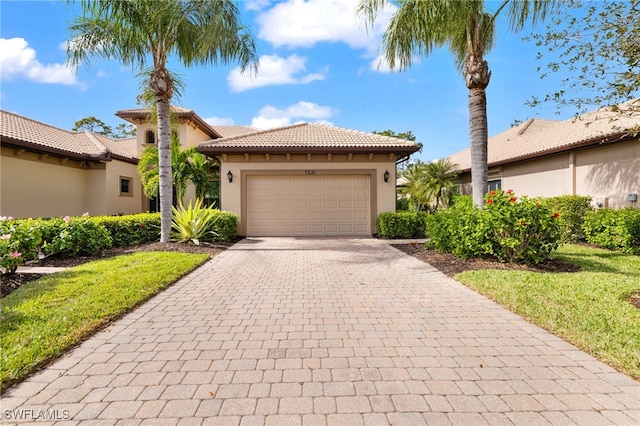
[68, 0, 257, 242]
[372, 129, 416, 141]
[73, 116, 137, 139]
[72, 116, 112, 136]
[360, 0, 558, 209]
[399, 159, 458, 212]
[527, 0, 640, 117]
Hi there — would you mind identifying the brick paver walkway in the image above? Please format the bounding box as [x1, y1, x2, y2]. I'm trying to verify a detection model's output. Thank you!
[2, 238, 639, 425]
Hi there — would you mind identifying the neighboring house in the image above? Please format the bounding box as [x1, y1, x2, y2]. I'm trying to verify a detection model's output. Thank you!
[1, 110, 143, 218]
[1, 108, 420, 236]
[447, 105, 640, 208]
[198, 124, 419, 236]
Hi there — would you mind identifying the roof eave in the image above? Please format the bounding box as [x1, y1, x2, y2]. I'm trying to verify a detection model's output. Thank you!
[115, 109, 222, 139]
[1, 137, 110, 162]
[197, 145, 420, 156]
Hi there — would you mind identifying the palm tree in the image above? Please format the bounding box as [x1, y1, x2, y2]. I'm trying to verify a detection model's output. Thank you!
[68, 0, 257, 242]
[137, 134, 216, 206]
[423, 158, 459, 211]
[360, 0, 557, 208]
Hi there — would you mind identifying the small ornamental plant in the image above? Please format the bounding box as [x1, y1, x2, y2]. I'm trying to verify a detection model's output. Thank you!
[484, 189, 562, 264]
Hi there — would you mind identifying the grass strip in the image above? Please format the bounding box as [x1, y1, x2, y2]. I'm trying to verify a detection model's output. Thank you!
[456, 244, 640, 380]
[0, 251, 209, 392]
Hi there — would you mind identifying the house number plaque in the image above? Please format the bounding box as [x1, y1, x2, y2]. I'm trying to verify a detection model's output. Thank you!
[304, 170, 316, 175]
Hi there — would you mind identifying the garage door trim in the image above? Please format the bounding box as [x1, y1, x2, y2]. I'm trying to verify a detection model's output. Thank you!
[240, 169, 378, 236]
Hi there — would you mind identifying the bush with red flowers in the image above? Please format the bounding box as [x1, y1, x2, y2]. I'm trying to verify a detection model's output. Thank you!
[427, 190, 562, 264]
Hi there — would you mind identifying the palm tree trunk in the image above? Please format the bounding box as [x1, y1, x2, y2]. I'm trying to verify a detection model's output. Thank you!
[156, 97, 172, 243]
[469, 87, 488, 209]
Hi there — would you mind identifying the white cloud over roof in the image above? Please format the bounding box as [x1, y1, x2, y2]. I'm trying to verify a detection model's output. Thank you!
[251, 101, 335, 129]
[255, 0, 395, 53]
[227, 54, 326, 92]
[204, 116, 236, 126]
[256, 0, 396, 55]
[0, 38, 78, 85]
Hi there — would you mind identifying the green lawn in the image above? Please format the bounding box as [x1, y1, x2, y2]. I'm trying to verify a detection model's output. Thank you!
[456, 244, 640, 380]
[0, 251, 209, 392]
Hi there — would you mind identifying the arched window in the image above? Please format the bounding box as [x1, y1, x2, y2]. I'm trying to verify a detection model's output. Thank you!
[145, 130, 155, 144]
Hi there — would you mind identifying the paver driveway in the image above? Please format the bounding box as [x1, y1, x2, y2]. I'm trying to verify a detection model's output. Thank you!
[3, 238, 639, 425]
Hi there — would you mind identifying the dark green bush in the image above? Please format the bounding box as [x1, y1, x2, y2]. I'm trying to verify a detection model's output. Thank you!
[91, 213, 161, 247]
[49, 215, 112, 257]
[376, 211, 428, 239]
[583, 208, 640, 254]
[211, 210, 238, 242]
[396, 197, 410, 212]
[546, 195, 592, 241]
[427, 191, 562, 264]
[426, 196, 492, 258]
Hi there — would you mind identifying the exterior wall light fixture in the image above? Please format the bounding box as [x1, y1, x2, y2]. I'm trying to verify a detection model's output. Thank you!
[227, 170, 233, 183]
[384, 170, 390, 183]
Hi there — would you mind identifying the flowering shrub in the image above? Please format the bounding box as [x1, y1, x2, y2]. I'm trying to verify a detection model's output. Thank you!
[427, 191, 562, 264]
[546, 195, 593, 241]
[484, 190, 562, 264]
[48, 214, 112, 257]
[0, 218, 43, 274]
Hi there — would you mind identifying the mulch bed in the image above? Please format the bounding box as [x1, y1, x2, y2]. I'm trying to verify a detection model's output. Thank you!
[391, 243, 581, 278]
[1, 241, 231, 298]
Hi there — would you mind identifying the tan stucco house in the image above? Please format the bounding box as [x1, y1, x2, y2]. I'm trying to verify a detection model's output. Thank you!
[1, 108, 420, 236]
[447, 105, 640, 209]
[198, 124, 419, 236]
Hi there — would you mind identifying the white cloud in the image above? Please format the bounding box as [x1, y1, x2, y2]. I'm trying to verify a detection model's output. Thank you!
[250, 101, 335, 129]
[244, 0, 270, 12]
[1, 38, 78, 85]
[255, 0, 396, 54]
[227, 54, 326, 92]
[204, 116, 236, 126]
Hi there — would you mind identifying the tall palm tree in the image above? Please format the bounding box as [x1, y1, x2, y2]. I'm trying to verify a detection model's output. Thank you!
[68, 0, 257, 242]
[359, 0, 557, 208]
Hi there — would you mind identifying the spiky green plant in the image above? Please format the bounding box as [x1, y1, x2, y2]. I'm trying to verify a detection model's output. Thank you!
[171, 199, 218, 245]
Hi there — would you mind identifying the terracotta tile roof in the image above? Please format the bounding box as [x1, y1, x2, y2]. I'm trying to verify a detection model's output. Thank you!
[198, 123, 421, 155]
[93, 134, 138, 161]
[447, 104, 640, 171]
[0, 110, 137, 162]
[1, 110, 111, 160]
[213, 125, 257, 138]
[115, 107, 222, 139]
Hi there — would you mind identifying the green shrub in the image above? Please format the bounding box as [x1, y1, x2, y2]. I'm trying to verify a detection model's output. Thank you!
[427, 191, 562, 264]
[485, 190, 562, 264]
[50, 215, 112, 257]
[91, 213, 161, 247]
[546, 195, 592, 241]
[426, 196, 492, 258]
[211, 210, 238, 242]
[376, 211, 428, 239]
[583, 208, 640, 254]
[396, 197, 410, 212]
[0, 218, 43, 274]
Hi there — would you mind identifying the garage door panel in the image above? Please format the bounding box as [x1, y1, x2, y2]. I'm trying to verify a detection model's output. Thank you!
[247, 174, 370, 236]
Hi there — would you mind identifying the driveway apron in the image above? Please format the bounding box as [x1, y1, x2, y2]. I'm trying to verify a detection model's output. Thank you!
[2, 237, 639, 425]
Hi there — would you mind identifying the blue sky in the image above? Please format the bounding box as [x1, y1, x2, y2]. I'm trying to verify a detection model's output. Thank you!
[1, 0, 575, 162]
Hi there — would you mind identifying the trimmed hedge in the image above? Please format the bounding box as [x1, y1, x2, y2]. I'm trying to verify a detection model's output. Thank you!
[583, 208, 640, 254]
[376, 211, 428, 239]
[91, 213, 161, 248]
[546, 195, 592, 241]
[210, 210, 238, 242]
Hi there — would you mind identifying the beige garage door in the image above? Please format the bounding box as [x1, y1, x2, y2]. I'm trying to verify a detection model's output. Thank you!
[246, 175, 370, 236]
